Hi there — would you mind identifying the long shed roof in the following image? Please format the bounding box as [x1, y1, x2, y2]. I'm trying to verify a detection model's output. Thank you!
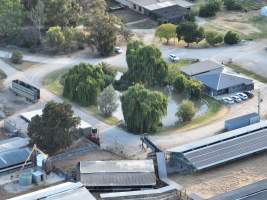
[0, 137, 29, 153]
[209, 179, 267, 200]
[168, 121, 267, 171]
[79, 160, 156, 187]
[0, 148, 31, 171]
[8, 182, 96, 200]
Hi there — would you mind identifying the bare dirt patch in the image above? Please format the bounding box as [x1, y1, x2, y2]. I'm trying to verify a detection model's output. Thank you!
[202, 10, 261, 36]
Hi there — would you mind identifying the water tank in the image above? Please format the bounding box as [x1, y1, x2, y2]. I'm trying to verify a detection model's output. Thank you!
[261, 6, 267, 17]
[19, 170, 32, 186]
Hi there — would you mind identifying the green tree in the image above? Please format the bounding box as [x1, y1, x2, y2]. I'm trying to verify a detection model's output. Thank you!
[29, 0, 45, 42]
[121, 84, 167, 134]
[199, 0, 222, 17]
[205, 31, 223, 46]
[90, 14, 119, 56]
[155, 23, 176, 44]
[45, 0, 81, 27]
[176, 21, 205, 46]
[177, 100, 196, 122]
[124, 41, 168, 87]
[63, 63, 112, 106]
[44, 26, 65, 51]
[11, 51, 23, 64]
[224, 0, 242, 10]
[97, 85, 118, 117]
[0, 0, 25, 39]
[173, 73, 187, 93]
[28, 101, 80, 155]
[224, 31, 240, 45]
[186, 80, 203, 100]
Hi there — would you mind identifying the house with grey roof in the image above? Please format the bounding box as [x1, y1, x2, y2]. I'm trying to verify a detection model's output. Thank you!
[180, 60, 254, 96]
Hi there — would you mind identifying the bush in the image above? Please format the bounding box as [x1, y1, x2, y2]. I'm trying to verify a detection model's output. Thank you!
[199, 0, 222, 17]
[11, 51, 23, 64]
[173, 73, 187, 93]
[224, 31, 240, 45]
[177, 100, 196, 122]
[224, 0, 242, 10]
[186, 80, 203, 100]
[20, 28, 40, 48]
[205, 31, 223, 46]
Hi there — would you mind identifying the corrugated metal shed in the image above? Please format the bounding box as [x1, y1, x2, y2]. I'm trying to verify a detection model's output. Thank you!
[0, 148, 31, 172]
[168, 120, 267, 153]
[0, 137, 29, 153]
[209, 179, 267, 200]
[79, 160, 156, 188]
[8, 182, 96, 200]
[225, 113, 260, 131]
[168, 121, 267, 172]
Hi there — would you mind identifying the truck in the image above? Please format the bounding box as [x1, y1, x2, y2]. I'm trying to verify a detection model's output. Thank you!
[10, 80, 40, 103]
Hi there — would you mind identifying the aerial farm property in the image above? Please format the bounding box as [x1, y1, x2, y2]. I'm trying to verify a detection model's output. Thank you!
[1, 0, 267, 200]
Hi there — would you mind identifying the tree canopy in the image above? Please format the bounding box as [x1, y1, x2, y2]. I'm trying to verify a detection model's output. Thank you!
[176, 21, 205, 46]
[124, 41, 168, 87]
[63, 63, 114, 106]
[98, 85, 118, 117]
[177, 100, 196, 122]
[155, 23, 176, 44]
[0, 0, 25, 39]
[121, 84, 167, 134]
[28, 101, 80, 155]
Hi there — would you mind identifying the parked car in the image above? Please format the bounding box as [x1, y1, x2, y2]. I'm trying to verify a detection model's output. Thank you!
[244, 91, 254, 98]
[222, 97, 235, 104]
[168, 54, 180, 62]
[114, 47, 123, 54]
[231, 95, 242, 103]
[236, 92, 248, 100]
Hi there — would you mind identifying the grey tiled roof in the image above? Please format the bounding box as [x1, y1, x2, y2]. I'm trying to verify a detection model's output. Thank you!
[180, 60, 223, 76]
[194, 71, 253, 90]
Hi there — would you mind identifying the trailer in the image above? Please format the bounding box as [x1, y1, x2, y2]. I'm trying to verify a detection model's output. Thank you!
[10, 80, 40, 103]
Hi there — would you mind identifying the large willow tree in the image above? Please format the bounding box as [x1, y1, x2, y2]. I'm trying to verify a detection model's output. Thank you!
[121, 84, 167, 134]
[125, 41, 168, 87]
[63, 63, 110, 106]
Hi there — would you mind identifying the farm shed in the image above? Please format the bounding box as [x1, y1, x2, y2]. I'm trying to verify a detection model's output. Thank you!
[208, 178, 267, 200]
[167, 121, 267, 173]
[225, 113, 260, 131]
[0, 147, 31, 173]
[77, 160, 157, 191]
[0, 137, 29, 152]
[8, 182, 96, 200]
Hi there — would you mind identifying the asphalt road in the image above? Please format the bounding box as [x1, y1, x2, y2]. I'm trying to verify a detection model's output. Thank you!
[1, 36, 267, 157]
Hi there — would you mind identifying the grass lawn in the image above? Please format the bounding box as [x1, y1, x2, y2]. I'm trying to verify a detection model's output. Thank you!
[159, 96, 227, 134]
[225, 63, 267, 83]
[4, 59, 39, 71]
[246, 16, 267, 40]
[43, 68, 121, 126]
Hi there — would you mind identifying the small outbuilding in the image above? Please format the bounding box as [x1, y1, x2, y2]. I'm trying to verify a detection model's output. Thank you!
[261, 6, 267, 17]
[77, 160, 157, 191]
[225, 113, 260, 131]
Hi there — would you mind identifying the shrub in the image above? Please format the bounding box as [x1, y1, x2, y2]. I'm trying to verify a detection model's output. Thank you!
[199, 0, 222, 17]
[11, 51, 23, 64]
[224, 31, 240, 45]
[205, 31, 223, 46]
[173, 73, 187, 93]
[224, 0, 242, 10]
[177, 100, 196, 122]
